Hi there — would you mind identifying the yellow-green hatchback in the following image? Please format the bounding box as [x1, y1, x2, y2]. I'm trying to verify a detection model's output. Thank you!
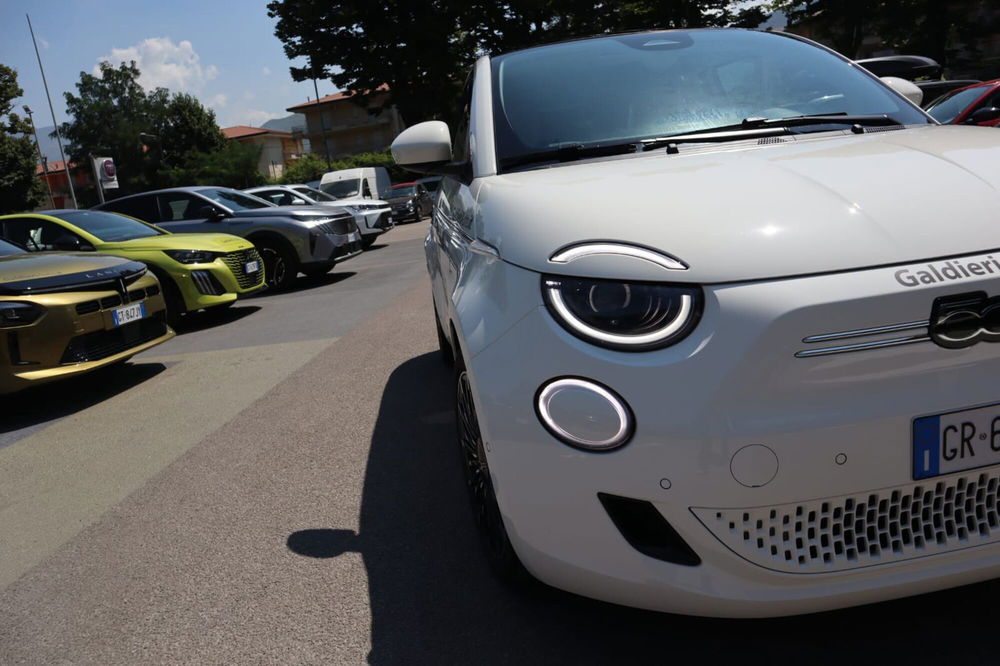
[0, 210, 265, 323]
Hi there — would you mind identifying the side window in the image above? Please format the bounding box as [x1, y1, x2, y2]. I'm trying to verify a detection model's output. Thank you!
[362, 180, 372, 198]
[0, 218, 85, 251]
[258, 190, 293, 206]
[452, 72, 473, 164]
[102, 195, 160, 223]
[157, 193, 207, 221]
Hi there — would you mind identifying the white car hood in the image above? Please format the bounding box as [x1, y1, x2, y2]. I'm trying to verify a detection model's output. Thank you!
[476, 125, 1000, 284]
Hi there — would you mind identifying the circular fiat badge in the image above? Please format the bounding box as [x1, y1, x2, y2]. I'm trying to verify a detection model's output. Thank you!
[102, 159, 116, 179]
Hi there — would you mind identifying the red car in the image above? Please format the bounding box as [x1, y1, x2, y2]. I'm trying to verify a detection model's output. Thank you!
[925, 79, 1000, 126]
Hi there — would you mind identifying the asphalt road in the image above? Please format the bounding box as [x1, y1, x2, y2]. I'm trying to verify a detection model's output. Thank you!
[2, 219, 1000, 664]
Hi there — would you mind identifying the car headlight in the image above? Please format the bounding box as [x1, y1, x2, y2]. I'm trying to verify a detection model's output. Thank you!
[0, 302, 44, 328]
[163, 249, 223, 264]
[542, 275, 702, 351]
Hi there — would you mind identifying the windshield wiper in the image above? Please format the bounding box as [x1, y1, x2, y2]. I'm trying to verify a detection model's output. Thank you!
[642, 114, 903, 153]
[501, 141, 641, 170]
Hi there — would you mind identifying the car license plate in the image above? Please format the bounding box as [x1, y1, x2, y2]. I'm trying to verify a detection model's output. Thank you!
[112, 302, 146, 327]
[244, 260, 260, 274]
[913, 402, 1000, 479]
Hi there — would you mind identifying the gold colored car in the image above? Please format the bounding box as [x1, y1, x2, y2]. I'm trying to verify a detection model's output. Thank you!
[0, 238, 174, 395]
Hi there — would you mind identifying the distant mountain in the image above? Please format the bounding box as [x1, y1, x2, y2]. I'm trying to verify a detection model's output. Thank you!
[262, 113, 305, 133]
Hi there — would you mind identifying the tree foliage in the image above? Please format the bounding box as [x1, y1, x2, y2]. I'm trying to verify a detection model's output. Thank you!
[280, 148, 407, 184]
[162, 141, 266, 190]
[267, 0, 768, 126]
[772, 0, 997, 72]
[60, 61, 225, 196]
[0, 65, 45, 214]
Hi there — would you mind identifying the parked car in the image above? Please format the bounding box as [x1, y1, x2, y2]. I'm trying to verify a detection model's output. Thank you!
[94, 187, 362, 290]
[245, 184, 393, 249]
[917, 79, 982, 107]
[925, 79, 1000, 126]
[0, 210, 264, 324]
[319, 167, 391, 202]
[0, 237, 173, 394]
[380, 182, 433, 223]
[394, 28, 1000, 617]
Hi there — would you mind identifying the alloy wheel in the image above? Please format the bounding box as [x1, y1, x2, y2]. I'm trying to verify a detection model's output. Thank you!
[260, 247, 286, 288]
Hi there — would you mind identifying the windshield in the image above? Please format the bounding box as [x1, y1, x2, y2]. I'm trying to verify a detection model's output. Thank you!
[294, 186, 337, 202]
[320, 179, 361, 198]
[385, 185, 415, 198]
[926, 86, 986, 123]
[0, 239, 25, 256]
[198, 188, 272, 211]
[418, 178, 441, 193]
[57, 210, 164, 242]
[492, 30, 931, 170]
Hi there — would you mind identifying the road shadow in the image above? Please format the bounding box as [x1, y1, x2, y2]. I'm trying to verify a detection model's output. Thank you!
[173, 305, 261, 334]
[0, 361, 167, 439]
[288, 352, 1000, 665]
[252, 271, 356, 298]
[363, 243, 387, 252]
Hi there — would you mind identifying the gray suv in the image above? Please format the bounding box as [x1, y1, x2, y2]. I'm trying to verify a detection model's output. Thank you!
[94, 186, 362, 289]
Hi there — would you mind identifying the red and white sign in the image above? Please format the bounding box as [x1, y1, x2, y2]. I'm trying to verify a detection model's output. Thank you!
[93, 156, 119, 190]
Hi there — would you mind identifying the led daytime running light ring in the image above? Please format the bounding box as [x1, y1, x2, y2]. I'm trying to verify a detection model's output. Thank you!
[536, 377, 633, 451]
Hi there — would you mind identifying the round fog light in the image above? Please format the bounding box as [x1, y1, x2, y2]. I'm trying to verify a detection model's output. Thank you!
[535, 377, 634, 451]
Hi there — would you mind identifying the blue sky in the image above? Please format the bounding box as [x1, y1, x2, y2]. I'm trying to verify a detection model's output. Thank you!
[0, 0, 337, 129]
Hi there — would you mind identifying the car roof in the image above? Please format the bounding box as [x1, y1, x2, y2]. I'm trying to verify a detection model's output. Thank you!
[389, 182, 418, 187]
[949, 79, 1000, 95]
[100, 185, 228, 202]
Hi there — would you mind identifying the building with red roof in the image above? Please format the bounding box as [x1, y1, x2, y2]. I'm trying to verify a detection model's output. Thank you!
[285, 85, 403, 160]
[220, 125, 305, 179]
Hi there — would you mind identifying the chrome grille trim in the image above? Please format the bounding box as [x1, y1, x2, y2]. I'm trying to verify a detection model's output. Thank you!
[220, 248, 265, 290]
[797, 319, 931, 357]
[694, 470, 1000, 574]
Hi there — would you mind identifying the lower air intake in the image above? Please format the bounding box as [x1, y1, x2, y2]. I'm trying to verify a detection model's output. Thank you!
[694, 470, 1000, 574]
[599, 493, 700, 566]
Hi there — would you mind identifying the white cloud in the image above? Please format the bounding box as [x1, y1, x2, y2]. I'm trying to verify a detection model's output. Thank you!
[95, 37, 219, 93]
[210, 93, 227, 108]
[261, 66, 271, 76]
[40, 38, 50, 50]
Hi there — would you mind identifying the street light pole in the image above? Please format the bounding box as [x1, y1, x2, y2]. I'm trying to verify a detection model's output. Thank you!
[26, 13, 77, 209]
[23, 105, 55, 209]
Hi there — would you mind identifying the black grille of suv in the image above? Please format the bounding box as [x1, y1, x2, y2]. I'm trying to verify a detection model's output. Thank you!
[60, 313, 167, 364]
[220, 248, 265, 289]
[312, 215, 356, 236]
[75, 284, 161, 315]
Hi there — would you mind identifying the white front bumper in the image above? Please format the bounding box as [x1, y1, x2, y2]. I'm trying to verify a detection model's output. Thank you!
[463, 254, 1000, 616]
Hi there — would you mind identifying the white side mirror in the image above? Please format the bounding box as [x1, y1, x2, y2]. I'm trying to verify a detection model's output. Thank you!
[392, 121, 452, 166]
[880, 76, 924, 107]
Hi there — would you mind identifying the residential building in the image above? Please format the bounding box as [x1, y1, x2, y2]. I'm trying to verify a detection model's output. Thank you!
[286, 87, 405, 160]
[35, 161, 91, 210]
[220, 126, 305, 179]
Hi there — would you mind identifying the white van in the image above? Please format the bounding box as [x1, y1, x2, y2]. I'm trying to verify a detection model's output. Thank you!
[319, 167, 391, 201]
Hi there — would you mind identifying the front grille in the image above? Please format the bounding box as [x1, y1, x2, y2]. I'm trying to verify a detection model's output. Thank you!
[220, 248, 265, 290]
[312, 215, 356, 236]
[694, 470, 1000, 573]
[60, 314, 167, 364]
[191, 270, 225, 296]
[76, 285, 161, 315]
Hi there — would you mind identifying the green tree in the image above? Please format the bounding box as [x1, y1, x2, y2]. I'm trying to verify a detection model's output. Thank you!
[772, 0, 995, 72]
[59, 61, 225, 195]
[0, 65, 45, 214]
[163, 141, 265, 189]
[267, 0, 768, 126]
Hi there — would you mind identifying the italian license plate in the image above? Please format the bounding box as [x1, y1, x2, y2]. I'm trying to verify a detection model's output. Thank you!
[913, 403, 1000, 479]
[112, 302, 146, 327]
[244, 260, 260, 274]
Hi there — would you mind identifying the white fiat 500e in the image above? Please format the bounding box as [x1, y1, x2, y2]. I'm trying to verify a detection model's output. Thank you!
[392, 28, 1000, 617]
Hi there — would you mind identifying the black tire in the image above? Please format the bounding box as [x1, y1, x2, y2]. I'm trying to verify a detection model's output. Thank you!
[455, 356, 533, 586]
[153, 271, 184, 328]
[301, 265, 333, 279]
[258, 241, 299, 290]
[360, 235, 377, 250]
